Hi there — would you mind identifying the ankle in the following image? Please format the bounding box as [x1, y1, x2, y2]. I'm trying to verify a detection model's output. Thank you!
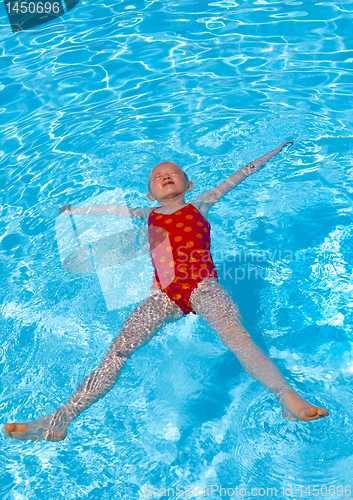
[51, 408, 73, 426]
[273, 386, 295, 404]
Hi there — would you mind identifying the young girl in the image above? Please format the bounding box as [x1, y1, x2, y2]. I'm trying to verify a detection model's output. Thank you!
[4, 141, 329, 442]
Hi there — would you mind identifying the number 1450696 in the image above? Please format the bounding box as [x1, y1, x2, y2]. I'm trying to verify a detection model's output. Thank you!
[5, 2, 61, 14]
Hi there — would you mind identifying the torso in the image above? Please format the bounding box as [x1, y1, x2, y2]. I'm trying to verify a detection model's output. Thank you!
[147, 202, 217, 290]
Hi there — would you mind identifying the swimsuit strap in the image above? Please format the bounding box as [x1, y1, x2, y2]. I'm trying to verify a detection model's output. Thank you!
[149, 206, 161, 218]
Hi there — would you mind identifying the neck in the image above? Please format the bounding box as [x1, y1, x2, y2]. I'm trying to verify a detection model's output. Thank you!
[156, 194, 187, 212]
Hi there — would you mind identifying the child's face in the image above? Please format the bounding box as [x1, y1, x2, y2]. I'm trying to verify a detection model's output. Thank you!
[148, 162, 191, 201]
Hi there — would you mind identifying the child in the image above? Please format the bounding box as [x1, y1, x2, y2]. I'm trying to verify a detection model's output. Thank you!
[4, 141, 329, 442]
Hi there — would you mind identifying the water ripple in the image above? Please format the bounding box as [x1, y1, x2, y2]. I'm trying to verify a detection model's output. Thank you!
[1, 0, 353, 498]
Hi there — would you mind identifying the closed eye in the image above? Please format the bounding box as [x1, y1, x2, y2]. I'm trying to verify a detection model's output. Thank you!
[155, 171, 178, 179]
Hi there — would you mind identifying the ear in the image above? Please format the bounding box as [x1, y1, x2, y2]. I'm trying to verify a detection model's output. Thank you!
[186, 182, 194, 191]
[147, 193, 155, 201]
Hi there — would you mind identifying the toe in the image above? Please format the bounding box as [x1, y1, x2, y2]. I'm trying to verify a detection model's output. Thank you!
[15, 423, 28, 433]
[4, 422, 28, 436]
[5, 423, 17, 432]
[306, 406, 319, 417]
[301, 406, 329, 421]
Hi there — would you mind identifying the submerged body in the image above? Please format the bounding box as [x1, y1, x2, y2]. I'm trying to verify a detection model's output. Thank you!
[4, 141, 329, 442]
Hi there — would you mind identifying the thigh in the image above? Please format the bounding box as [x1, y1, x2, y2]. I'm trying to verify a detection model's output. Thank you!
[190, 279, 291, 394]
[190, 278, 247, 348]
[111, 289, 183, 358]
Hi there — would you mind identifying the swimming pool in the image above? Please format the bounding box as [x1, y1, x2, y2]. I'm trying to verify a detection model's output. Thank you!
[1, 0, 353, 498]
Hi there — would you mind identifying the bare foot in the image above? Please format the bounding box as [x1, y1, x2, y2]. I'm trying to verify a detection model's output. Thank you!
[281, 389, 329, 422]
[4, 412, 69, 442]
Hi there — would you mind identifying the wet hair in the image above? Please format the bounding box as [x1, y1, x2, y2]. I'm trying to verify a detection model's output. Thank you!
[148, 166, 189, 193]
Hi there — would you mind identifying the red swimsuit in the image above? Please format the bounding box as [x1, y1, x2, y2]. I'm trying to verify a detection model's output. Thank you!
[148, 203, 218, 315]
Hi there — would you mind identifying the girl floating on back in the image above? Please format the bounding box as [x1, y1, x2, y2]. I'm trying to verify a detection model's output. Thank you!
[4, 140, 328, 442]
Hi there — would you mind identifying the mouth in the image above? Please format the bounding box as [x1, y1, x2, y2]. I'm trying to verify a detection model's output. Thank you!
[163, 181, 174, 186]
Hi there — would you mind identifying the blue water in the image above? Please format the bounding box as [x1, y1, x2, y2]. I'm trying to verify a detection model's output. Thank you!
[1, 0, 353, 498]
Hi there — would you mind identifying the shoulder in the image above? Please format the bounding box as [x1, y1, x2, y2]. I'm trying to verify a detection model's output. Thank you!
[189, 194, 211, 220]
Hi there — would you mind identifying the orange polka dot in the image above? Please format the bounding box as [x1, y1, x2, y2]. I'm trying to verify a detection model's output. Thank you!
[201, 263, 208, 268]
[169, 261, 176, 267]
[180, 266, 187, 272]
[189, 258, 197, 263]
[206, 242, 210, 248]
[165, 218, 173, 224]
[186, 214, 193, 219]
[166, 246, 172, 252]
[203, 227, 208, 232]
[196, 233, 203, 239]
[182, 284, 190, 290]
[163, 231, 169, 237]
[193, 208, 198, 213]
[152, 252, 156, 258]
[160, 256, 166, 262]
[175, 211, 182, 215]
[174, 236, 182, 242]
[186, 241, 194, 248]
[197, 221, 203, 226]
[176, 222, 184, 228]
[197, 250, 204, 255]
[155, 241, 161, 247]
[192, 273, 199, 279]
[173, 293, 182, 300]
[184, 227, 192, 232]
[150, 223, 154, 227]
[156, 227, 164, 233]
[156, 215, 163, 220]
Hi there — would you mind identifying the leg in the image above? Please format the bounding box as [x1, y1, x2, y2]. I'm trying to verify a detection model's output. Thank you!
[190, 279, 329, 422]
[4, 291, 183, 442]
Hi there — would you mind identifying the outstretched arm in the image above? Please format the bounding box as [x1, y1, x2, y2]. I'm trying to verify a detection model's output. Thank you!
[193, 141, 294, 215]
[58, 204, 152, 221]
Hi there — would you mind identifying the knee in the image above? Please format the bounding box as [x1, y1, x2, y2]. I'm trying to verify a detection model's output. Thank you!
[110, 335, 135, 359]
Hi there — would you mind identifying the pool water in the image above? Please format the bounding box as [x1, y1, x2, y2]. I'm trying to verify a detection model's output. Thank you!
[1, 0, 353, 498]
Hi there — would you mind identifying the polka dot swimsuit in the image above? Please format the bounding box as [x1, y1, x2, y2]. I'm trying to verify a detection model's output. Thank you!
[148, 203, 218, 315]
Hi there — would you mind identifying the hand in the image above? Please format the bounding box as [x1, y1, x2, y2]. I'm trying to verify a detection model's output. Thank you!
[280, 140, 295, 149]
[59, 204, 72, 214]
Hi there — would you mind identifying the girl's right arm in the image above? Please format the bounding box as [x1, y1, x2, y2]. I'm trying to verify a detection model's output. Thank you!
[59, 204, 153, 221]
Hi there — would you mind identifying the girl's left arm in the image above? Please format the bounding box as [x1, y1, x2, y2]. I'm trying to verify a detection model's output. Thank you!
[193, 140, 294, 215]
